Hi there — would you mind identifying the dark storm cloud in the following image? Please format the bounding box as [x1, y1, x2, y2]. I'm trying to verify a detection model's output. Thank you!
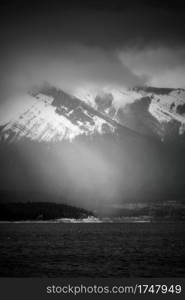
[1, 0, 185, 49]
[0, 0, 185, 113]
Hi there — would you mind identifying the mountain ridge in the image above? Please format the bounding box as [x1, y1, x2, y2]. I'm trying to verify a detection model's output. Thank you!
[0, 84, 148, 143]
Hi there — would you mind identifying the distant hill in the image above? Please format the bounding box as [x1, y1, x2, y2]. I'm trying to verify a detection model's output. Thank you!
[0, 201, 94, 221]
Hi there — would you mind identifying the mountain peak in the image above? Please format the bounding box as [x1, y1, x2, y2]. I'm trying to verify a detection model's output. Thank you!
[0, 86, 118, 143]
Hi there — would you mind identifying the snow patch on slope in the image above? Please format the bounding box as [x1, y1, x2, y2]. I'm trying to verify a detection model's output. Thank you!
[2, 94, 83, 142]
[148, 90, 185, 134]
[0, 92, 116, 143]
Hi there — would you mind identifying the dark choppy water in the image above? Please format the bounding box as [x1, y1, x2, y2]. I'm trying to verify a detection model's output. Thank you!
[0, 222, 185, 277]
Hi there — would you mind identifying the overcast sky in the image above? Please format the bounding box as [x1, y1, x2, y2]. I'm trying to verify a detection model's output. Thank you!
[0, 0, 185, 118]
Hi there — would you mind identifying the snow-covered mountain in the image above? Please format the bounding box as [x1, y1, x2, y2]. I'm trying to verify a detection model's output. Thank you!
[0, 84, 185, 146]
[85, 86, 185, 143]
[0, 86, 118, 143]
[119, 87, 185, 141]
[131, 87, 185, 139]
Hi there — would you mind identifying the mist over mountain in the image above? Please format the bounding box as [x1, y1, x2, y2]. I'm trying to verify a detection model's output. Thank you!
[0, 0, 185, 217]
[0, 84, 185, 216]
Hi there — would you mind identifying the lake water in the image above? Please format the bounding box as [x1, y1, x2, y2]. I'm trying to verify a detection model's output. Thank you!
[0, 222, 185, 277]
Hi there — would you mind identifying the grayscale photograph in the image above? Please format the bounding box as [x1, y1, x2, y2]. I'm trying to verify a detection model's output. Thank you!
[0, 0, 185, 278]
